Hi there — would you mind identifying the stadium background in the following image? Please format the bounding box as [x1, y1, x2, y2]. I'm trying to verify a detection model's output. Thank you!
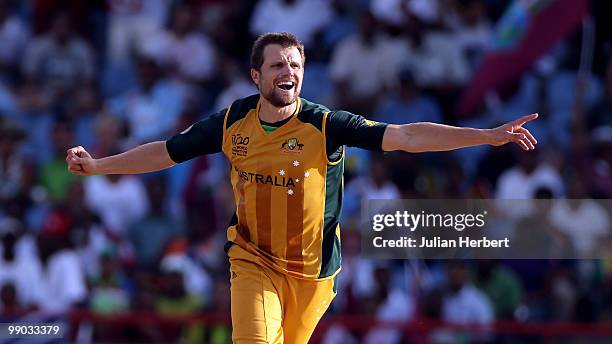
[0, 0, 612, 342]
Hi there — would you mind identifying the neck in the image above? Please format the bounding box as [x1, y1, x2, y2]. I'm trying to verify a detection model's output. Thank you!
[258, 97, 298, 123]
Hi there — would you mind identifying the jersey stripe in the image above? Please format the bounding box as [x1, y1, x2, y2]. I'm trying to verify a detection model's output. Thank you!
[236, 177, 250, 242]
[286, 174, 305, 275]
[256, 183, 272, 253]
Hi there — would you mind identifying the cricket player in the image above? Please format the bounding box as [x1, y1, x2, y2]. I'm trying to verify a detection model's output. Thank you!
[66, 32, 537, 343]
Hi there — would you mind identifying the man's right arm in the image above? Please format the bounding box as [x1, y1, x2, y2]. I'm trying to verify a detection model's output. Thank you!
[66, 141, 176, 176]
[66, 110, 226, 176]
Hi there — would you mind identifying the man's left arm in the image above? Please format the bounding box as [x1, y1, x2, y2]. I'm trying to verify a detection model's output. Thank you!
[381, 114, 539, 153]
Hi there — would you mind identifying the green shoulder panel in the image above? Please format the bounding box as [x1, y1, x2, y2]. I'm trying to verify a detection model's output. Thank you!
[226, 94, 260, 130]
[319, 159, 344, 278]
[296, 98, 330, 133]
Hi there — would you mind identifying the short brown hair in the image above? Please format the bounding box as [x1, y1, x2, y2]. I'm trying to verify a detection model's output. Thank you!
[250, 32, 305, 71]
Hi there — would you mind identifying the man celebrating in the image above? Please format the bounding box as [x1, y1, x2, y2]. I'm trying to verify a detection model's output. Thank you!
[66, 32, 537, 344]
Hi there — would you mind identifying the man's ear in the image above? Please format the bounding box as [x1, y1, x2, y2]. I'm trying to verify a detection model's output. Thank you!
[250, 68, 260, 89]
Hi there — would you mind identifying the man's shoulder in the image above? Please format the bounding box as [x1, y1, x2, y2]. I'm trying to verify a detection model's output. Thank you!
[225, 94, 260, 129]
[297, 98, 332, 132]
[299, 98, 331, 114]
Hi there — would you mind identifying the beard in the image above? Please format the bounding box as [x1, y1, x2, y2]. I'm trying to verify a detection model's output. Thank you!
[261, 84, 300, 107]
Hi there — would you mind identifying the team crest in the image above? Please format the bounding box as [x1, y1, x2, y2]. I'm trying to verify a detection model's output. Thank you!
[281, 138, 304, 154]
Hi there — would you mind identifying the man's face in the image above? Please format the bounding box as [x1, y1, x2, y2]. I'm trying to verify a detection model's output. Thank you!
[251, 44, 303, 107]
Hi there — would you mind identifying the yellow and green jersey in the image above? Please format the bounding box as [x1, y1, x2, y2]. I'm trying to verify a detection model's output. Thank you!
[166, 95, 388, 280]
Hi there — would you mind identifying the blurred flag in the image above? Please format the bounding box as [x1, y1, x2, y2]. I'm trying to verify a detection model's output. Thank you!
[457, 0, 588, 117]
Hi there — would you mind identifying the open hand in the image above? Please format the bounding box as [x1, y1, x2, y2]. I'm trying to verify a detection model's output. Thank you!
[489, 113, 538, 150]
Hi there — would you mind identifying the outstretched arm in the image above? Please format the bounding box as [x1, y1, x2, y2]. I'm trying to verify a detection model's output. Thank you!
[66, 109, 228, 176]
[381, 114, 538, 153]
[66, 141, 176, 176]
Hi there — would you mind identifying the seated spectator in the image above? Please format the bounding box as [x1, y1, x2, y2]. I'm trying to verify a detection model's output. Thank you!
[106, 0, 168, 63]
[573, 127, 612, 198]
[330, 11, 406, 113]
[0, 218, 40, 309]
[363, 265, 414, 344]
[22, 11, 95, 105]
[473, 260, 524, 320]
[88, 251, 132, 342]
[32, 211, 87, 313]
[0, 119, 28, 203]
[38, 119, 80, 202]
[140, 3, 217, 84]
[343, 153, 400, 221]
[374, 69, 442, 124]
[370, 0, 441, 28]
[586, 55, 612, 130]
[107, 57, 185, 145]
[250, 0, 333, 47]
[66, 180, 114, 279]
[0, 283, 25, 314]
[91, 114, 126, 158]
[128, 176, 183, 269]
[445, 0, 492, 73]
[0, 1, 29, 82]
[155, 268, 204, 343]
[84, 170, 148, 237]
[392, 11, 469, 89]
[549, 177, 610, 257]
[495, 148, 564, 218]
[442, 261, 494, 342]
[89, 252, 131, 315]
[213, 57, 257, 112]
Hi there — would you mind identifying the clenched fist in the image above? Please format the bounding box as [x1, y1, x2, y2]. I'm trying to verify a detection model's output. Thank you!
[66, 146, 97, 176]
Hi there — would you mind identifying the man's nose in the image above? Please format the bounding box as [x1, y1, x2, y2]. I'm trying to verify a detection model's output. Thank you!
[279, 63, 293, 75]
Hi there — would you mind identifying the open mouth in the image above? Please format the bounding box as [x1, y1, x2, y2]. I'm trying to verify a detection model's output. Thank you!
[276, 81, 295, 91]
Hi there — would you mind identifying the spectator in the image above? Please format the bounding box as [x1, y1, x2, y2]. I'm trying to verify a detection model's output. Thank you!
[155, 268, 204, 343]
[442, 261, 494, 342]
[0, 119, 28, 202]
[495, 148, 564, 218]
[213, 57, 257, 112]
[0, 283, 24, 314]
[0, 218, 40, 309]
[22, 11, 95, 104]
[141, 4, 217, 84]
[374, 69, 442, 124]
[89, 252, 131, 314]
[106, 0, 168, 63]
[343, 153, 400, 220]
[573, 126, 612, 198]
[363, 265, 414, 344]
[370, 0, 441, 28]
[250, 0, 334, 47]
[445, 0, 492, 72]
[473, 259, 524, 320]
[84, 169, 148, 237]
[88, 252, 132, 342]
[32, 211, 87, 313]
[38, 119, 80, 201]
[128, 176, 183, 269]
[66, 180, 112, 279]
[0, 0, 29, 81]
[586, 55, 612, 130]
[395, 11, 470, 88]
[91, 114, 125, 158]
[549, 177, 610, 257]
[330, 10, 405, 113]
[107, 57, 185, 145]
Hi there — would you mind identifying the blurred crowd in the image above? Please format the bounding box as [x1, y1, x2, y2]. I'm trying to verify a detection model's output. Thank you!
[0, 0, 611, 343]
